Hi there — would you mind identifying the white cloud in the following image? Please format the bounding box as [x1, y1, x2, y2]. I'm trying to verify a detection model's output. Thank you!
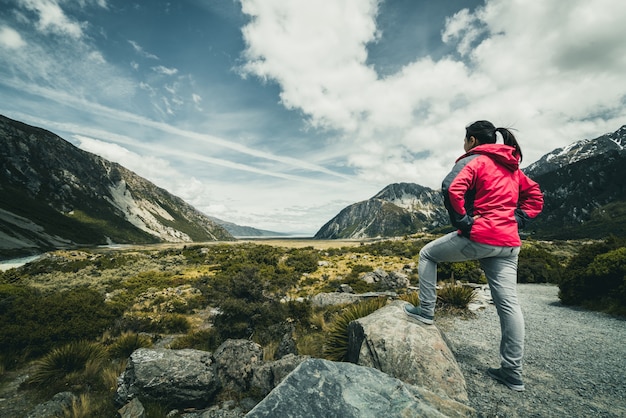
[128, 39, 159, 60]
[74, 135, 182, 181]
[152, 65, 179, 76]
[18, 0, 85, 39]
[239, 0, 626, 188]
[0, 26, 26, 49]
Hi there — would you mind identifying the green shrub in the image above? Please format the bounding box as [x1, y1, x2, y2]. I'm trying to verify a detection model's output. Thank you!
[438, 261, 485, 284]
[0, 286, 121, 365]
[0, 268, 21, 284]
[559, 242, 626, 315]
[518, 246, 562, 284]
[319, 264, 377, 293]
[285, 248, 320, 274]
[351, 239, 424, 258]
[212, 297, 285, 344]
[122, 313, 191, 334]
[323, 297, 388, 361]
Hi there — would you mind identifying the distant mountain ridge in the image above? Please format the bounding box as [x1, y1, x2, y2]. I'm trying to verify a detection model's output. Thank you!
[208, 217, 289, 238]
[315, 125, 626, 240]
[0, 115, 234, 259]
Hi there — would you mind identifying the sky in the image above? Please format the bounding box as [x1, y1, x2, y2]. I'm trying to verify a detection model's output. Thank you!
[1, 0, 626, 235]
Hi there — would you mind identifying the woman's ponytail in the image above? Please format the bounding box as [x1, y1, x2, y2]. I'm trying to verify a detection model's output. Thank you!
[496, 127, 523, 162]
[466, 121, 523, 162]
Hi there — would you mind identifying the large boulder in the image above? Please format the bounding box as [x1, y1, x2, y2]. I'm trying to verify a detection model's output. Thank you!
[213, 340, 263, 393]
[115, 341, 307, 414]
[347, 300, 468, 403]
[116, 348, 219, 409]
[245, 358, 474, 418]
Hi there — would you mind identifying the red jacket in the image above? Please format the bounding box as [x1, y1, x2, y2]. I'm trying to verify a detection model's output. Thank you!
[442, 144, 544, 247]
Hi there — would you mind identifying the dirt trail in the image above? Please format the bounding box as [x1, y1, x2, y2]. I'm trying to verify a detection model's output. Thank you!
[440, 284, 626, 418]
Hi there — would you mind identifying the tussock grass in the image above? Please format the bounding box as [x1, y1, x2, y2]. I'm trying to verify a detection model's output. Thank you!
[27, 341, 108, 392]
[107, 332, 153, 359]
[437, 282, 476, 309]
[323, 297, 389, 361]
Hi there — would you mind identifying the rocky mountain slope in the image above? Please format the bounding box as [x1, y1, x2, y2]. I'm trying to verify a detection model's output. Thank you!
[0, 115, 234, 259]
[314, 183, 448, 239]
[315, 125, 626, 240]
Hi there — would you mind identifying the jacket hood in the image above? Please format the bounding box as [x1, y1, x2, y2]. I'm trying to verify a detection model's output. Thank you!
[457, 144, 520, 171]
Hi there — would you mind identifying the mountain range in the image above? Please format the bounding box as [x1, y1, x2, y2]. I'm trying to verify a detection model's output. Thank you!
[0, 115, 237, 259]
[2, 115, 625, 259]
[315, 125, 626, 240]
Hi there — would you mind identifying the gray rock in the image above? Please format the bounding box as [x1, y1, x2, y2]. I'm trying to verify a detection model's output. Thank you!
[361, 268, 411, 289]
[181, 400, 245, 418]
[213, 340, 263, 392]
[245, 358, 475, 418]
[116, 348, 219, 409]
[310, 291, 396, 307]
[337, 283, 354, 293]
[26, 392, 77, 418]
[347, 300, 468, 403]
[249, 354, 309, 397]
[274, 327, 298, 359]
[118, 398, 145, 418]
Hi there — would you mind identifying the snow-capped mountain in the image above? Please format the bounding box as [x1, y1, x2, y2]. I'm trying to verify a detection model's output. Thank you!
[523, 125, 626, 178]
[0, 115, 234, 259]
[315, 125, 626, 240]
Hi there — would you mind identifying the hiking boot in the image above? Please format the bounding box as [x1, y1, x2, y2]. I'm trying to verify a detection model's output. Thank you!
[403, 304, 434, 325]
[487, 367, 525, 392]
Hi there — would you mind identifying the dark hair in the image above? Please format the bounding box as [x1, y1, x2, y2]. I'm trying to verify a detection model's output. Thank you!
[466, 120, 523, 162]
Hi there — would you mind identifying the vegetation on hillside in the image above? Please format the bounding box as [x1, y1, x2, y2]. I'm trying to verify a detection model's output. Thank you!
[0, 236, 622, 416]
[558, 236, 626, 315]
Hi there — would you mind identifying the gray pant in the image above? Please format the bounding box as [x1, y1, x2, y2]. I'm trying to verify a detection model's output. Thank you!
[418, 231, 524, 378]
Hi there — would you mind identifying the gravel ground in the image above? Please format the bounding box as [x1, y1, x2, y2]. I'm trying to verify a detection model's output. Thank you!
[439, 283, 626, 418]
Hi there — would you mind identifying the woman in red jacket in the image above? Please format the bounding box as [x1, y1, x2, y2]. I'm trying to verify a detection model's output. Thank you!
[404, 120, 543, 392]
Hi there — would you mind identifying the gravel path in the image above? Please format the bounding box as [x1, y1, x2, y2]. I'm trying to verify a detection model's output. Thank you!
[440, 284, 626, 418]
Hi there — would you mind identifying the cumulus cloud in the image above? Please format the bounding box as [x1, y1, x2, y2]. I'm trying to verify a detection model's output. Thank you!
[17, 0, 86, 39]
[0, 26, 26, 49]
[239, 0, 626, 188]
